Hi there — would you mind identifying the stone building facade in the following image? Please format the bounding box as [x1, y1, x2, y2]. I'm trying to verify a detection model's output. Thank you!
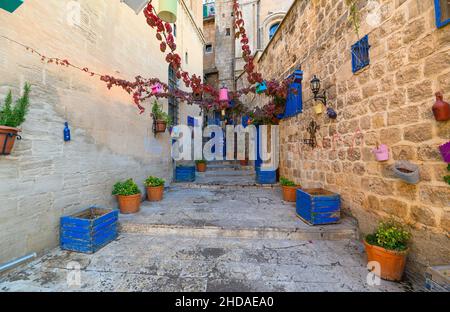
[239, 0, 450, 275]
[0, 0, 204, 264]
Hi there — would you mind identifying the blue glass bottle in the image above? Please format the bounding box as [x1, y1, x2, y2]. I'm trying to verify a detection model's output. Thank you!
[64, 122, 71, 142]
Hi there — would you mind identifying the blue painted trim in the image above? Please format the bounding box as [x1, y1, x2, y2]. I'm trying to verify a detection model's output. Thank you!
[351, 35, 370, 73]
[280, 70, 303, 119]
[434, 0, 450, 28]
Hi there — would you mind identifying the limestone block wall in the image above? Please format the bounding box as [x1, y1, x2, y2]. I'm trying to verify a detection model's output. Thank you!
[0, 0, 203, 264]
[253, 0, 450, 274]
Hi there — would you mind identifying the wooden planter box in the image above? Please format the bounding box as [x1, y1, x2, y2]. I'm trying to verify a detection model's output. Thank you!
[60, 208, 118, 254]
[175, 166, 196, 182]
[256, 168, 277, 184]
[296, 189, 341, 225]
[425, 265, 450, 292]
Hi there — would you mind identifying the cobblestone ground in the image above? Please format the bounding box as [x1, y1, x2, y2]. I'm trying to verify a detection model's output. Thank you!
[0, 165, 420, 292]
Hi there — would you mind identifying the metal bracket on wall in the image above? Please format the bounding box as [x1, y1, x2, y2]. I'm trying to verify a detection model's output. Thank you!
[303, 120, 320, 149]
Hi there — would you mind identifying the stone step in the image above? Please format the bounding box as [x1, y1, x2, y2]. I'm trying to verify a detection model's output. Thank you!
[207, 164, 254, 171]
[119, 187, 359, 242]
[119, 222, 358, 241]
[201, 170, 255, 177]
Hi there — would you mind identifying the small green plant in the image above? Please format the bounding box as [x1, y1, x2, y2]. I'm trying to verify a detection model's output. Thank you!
[280, 177, 296, 187]
[152, 101, 172, 126]
[366, 221, 411, 251]
[444, 164, 450, 186]
[345, 0, 361, 37]
[195, 159, 207, 165]
[112, 179, 141, 196]
[0, 83, 31, 128]
[144, 176, 165, 187]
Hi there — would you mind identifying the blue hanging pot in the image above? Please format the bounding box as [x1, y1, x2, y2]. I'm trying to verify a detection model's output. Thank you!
[327, 107, 337, 119]
[256, 81, 268, 94]
[1, 0, 23, 13]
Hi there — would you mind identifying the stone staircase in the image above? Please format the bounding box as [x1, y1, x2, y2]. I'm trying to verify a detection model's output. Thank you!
[119, 161, 359, 241]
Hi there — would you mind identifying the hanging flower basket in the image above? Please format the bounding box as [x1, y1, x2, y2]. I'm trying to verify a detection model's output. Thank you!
[393, 161, 420, 185]
[155, 120, 167, 133]
[372, 144, 389, 162]
[439, 141, 450, 163]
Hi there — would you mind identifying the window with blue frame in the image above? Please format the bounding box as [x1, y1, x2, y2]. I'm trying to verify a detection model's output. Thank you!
[435, 0, 450, 28]
[351, 35, 371, 73]
[279, 70, 303, 119]
[269, 23, 280, 40]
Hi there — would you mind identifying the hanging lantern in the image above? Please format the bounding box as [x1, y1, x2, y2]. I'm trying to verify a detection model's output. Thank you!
[158, 0, 178, 23]
[219, 86, 229, 102]
[256, 81, 267, 94]
[1, 0, 24, 13]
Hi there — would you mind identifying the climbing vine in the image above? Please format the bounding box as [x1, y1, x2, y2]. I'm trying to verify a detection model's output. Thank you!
[346, 0, 361, 37]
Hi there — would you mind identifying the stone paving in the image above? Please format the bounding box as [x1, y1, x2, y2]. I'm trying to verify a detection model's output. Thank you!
[0, 165, 419, 292]
[0, 234, 413, 292]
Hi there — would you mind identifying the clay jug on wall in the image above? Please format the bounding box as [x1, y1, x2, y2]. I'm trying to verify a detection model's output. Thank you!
[432, 92, 450, 121]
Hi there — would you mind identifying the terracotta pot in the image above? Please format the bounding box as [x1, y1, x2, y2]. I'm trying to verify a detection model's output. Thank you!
[146, 185, 164, 202]
[0, 126, 20, 155]
[196, 162, 207, 172]
[155, 120, 167, 133]
[282, 185, 300, 202]
[432, 92, 450, 121]
[240, 159, 249, 166]
[117, 194, 141, 214]
[364, 240, 408, 282]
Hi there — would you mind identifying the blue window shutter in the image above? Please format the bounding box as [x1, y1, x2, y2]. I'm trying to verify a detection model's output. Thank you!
[351, 35, 371, 73]
[434, 0, 450, 28]
[281, 70, 303, 119]
[187, 116, 195, 127]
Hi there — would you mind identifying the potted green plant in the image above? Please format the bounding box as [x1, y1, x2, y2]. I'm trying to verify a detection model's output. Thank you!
[144, 176, 165, 201]
[280, 177, 301, 202]
[364, 221, 411, 282]
[195, 159, 207, 172]
[0, 83, 31, 155]
[112, 179, 141, 214]
[152, 101, 172, 133]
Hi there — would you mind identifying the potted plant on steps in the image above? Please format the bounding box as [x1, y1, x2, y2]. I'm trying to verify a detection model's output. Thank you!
[365, 221, 411, 282]
[152, 100, 172, 133]
[280, 177, 301, 202]
[195, 159, 207, 172]
[112, 179, 141, 214]
[0, 83, 31, 155]
[144, 176, 165, 201]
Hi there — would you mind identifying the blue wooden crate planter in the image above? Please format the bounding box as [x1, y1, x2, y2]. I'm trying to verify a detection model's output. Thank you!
[1, 0, 24, 13]
[256, 168, 277, 184]
[175, 166, 196, 182]
[296, 189, 341, 225]
[60, 208, 118, 254]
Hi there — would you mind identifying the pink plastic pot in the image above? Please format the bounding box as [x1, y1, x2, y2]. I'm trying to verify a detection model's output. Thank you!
[440, 141, 450, 163]
[372, 144, 389, 162]
[151, 83, 162, 95]
[219, 86, 229, 102]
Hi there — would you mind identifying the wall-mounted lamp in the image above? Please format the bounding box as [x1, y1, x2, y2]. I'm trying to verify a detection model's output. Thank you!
[310, 75, 327, 106]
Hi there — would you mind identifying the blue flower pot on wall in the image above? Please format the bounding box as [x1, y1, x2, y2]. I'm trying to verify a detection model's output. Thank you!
[1, 0, 24, 13]
[256, 81, 267, 94]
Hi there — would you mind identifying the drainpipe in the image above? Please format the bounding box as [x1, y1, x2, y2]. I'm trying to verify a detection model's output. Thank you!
[0, 253, 37, 274]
